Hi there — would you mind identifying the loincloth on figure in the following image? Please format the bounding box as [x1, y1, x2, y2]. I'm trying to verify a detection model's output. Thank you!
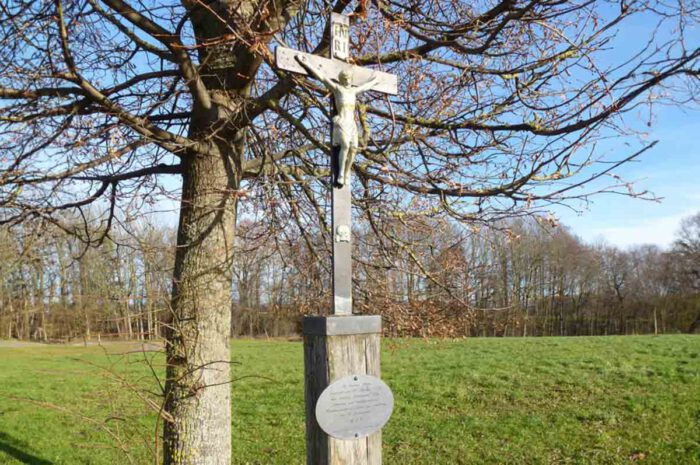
[332, 114, 358, 148]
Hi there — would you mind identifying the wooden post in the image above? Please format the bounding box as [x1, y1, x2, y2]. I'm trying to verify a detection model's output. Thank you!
[303, 315, 382, 465]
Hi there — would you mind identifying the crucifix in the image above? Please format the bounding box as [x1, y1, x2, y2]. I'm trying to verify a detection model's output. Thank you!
[275, 12, 397, 316]
[275, 12, 398, 465]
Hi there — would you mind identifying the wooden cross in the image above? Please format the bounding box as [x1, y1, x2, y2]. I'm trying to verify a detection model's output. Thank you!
[276, 13, 397, 316]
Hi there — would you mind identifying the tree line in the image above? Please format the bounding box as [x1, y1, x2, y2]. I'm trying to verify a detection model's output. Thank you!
[0, 221, 174, 342]
[1, 212, 698, 341]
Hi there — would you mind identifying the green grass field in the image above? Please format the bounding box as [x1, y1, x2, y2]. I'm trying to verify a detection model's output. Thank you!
[0, 336, 698, 464]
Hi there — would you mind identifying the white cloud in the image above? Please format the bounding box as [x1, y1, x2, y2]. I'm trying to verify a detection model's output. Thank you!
[588, 210, 694, 249]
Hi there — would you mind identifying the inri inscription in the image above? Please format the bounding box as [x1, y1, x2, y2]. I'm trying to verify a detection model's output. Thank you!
[315, 374, 394, 440]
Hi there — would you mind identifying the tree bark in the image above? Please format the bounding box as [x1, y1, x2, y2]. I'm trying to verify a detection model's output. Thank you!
[163, 141, 241, 464]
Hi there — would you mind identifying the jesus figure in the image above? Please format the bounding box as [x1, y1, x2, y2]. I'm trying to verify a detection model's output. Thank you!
[296, 54, 377, 187]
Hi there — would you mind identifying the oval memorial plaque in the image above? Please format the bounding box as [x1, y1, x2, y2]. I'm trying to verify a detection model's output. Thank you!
[315, 374, 394, 440]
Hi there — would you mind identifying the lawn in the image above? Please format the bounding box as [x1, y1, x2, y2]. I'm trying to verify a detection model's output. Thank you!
[0, 335, 698, 464]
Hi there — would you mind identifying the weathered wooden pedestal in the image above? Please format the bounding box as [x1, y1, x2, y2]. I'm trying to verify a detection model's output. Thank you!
[303, 315, 382, 465]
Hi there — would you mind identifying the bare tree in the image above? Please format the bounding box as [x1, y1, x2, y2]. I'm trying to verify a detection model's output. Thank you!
[671, 213, 700, 332]
[1, 0, 699, 463]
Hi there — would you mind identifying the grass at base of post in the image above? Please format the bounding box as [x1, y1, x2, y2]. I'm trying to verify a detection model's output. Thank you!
[0, 335, 698, 464]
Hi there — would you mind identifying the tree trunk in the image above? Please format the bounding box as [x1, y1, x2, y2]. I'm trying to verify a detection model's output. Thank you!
[114, 307, 122, 338]
[147, 306, 153, 340]
[125, 303, 134, 340]
[159, 0, 280, 459]
[163, 144, 240, 465]
[84, 309, 91, 340]
[41, 306, 47, 342]
[22, 295, 30, 340]
[688, 308, 700, 334]
[7, 296, 13, 339]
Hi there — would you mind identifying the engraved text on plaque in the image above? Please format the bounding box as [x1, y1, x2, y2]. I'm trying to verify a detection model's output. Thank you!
[315, 374, 394, 440]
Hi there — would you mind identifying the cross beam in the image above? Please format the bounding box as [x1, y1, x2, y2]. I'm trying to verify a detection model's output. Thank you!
[275, 47, 398, 95]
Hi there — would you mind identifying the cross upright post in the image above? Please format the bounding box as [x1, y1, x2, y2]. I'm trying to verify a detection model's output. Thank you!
[330, 12, 353, 316]
[275, 15, 397, 316]
[275, 12, 398, 465]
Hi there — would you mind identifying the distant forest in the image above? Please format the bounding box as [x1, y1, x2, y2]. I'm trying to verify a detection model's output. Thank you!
[1, 212, 699, 341]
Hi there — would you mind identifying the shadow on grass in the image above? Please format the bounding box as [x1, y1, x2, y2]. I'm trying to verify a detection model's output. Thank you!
[0, 432, 53, 465]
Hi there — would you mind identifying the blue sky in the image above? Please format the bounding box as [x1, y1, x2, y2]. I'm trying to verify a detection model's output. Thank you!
[555, 103, 700, 249]
[551, 6, 700, 250]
